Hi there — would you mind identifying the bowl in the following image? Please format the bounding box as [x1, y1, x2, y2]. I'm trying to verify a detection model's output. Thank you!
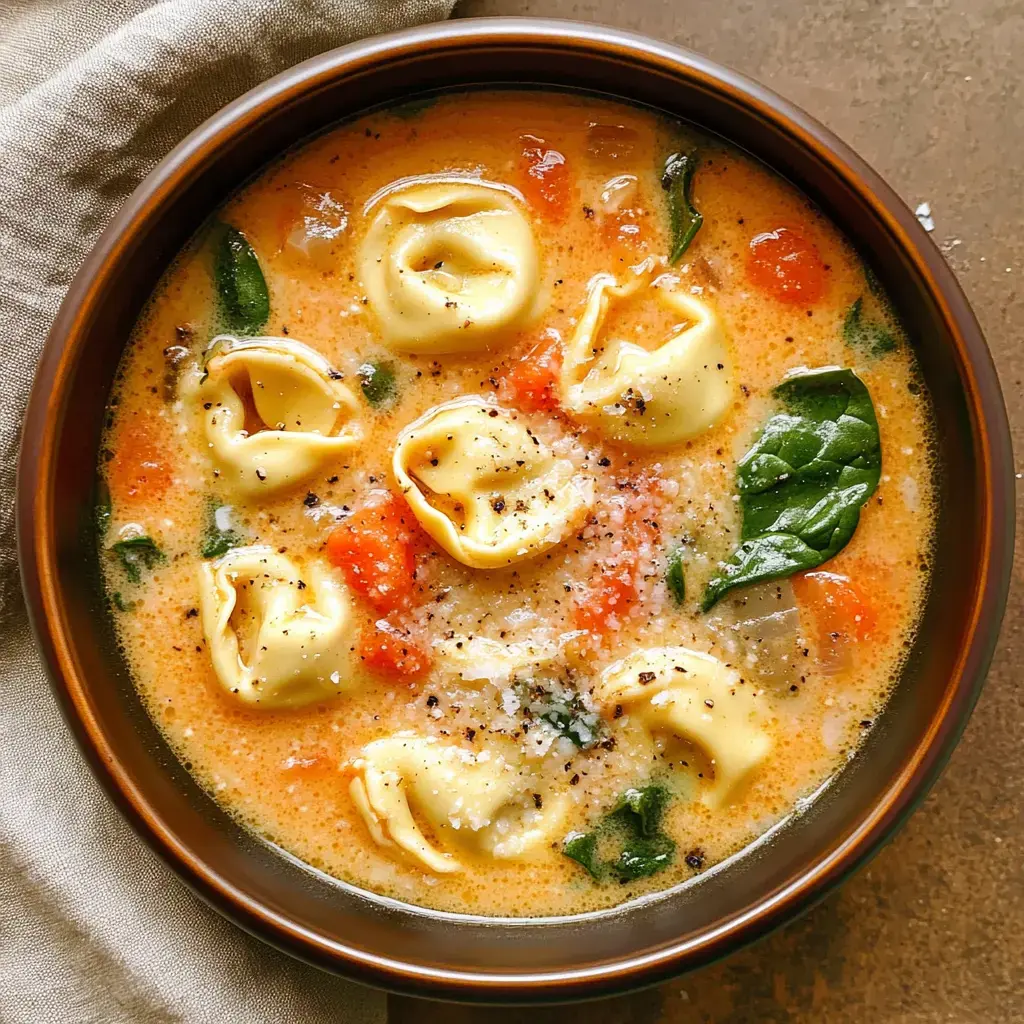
[17, 18, 1014, 1001]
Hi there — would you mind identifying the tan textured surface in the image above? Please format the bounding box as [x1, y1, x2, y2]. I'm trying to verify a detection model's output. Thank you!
[390, 0, 1024, 1020]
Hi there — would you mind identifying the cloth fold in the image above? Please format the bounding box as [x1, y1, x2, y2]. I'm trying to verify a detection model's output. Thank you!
[0, 2, 452, 1020]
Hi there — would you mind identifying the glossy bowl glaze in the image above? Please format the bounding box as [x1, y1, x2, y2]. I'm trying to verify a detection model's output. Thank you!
[17, 18, 1013, 1001]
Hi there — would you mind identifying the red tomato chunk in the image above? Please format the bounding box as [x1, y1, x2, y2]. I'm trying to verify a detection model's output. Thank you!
[746, 226, 828, 305]
[360, 620, 431, 680]
[519, 135, 571, 222]
[498, 330, 563, 412]
[108, 416, 173, 505]
[326, 494, 419, 614]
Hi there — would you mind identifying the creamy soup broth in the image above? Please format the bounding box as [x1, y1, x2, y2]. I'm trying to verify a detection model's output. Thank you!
[100, 91, 936, 916]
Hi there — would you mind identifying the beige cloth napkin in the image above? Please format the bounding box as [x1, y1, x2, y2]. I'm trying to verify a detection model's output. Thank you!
[0, 1, 453, 1020]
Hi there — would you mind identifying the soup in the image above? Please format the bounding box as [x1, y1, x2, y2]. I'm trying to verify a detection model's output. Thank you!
[98, 91, 936, 917]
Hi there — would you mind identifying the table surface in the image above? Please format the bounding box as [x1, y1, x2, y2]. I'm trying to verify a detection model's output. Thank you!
[389, 1, 1024, 1021]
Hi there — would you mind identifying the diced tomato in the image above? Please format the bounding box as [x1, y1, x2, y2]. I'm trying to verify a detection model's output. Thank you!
[498, 330, 563, 412]
[573, 568, 637, 636]
[326, 494, 420, 614]
[359, 619, 431, 680]
[792, 570, 876, 646]
[107, 416, 172, 505]
[519, 135, 571, 222]
[746, 226, 828, 305]
[600, 206, 648, 255]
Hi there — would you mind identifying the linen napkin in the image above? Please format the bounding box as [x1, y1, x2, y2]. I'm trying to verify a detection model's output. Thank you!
[0, 2, 453, 1021]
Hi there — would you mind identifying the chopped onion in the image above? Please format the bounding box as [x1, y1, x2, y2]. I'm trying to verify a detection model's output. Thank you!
[708, 580, 805, 685]
[599, 174, 639, 212]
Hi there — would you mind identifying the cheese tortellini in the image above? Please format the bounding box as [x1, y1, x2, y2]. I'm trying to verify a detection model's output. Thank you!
[560, 271, 734, 446]
[359, 177, 540, 353]
[595, 646, 772, 807]
[200, 336, 362, 495]
[392, 397, 593, 568]
[350, 734, 568, 873]
[199, 546, 356, 709]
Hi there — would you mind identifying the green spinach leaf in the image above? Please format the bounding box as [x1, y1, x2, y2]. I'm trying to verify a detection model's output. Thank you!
[563, 831, 602, 879]
[702, 367, 881, 610]
[200, 501, 245, 559]
[563, 784, 676, 883]
[666, 546, 686, 605]
[843, 296, 897, 356]
[613, 833, 676, 881]
[538, 694, 603, 749]
[614, 785, 670, 837]
[214, 223, 269, 334]
[112, 536, 165, 584]
[358, 361, 398, 409]
[661, 149, 703, 263]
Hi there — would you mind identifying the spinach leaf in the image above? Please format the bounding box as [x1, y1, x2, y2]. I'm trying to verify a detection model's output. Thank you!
[613, 833, 676, 881]
[661, 149, 703, 263]
[614, 785, 670, 837]
[112, 536, 165, 584]
[357, 361, 398, 409]
[702, 367, 881, 611]
[562, 784, 676, 883]
[520, 681, 604, 750]
[666, 546, 686, 605]
[214, 223, 269, 334]
[111, 592, 132, 613]
[563, 831, 601, 879]
[538, 693, 603, 749]
[843, 297, 897, 356]
[200, 501, 245, 559]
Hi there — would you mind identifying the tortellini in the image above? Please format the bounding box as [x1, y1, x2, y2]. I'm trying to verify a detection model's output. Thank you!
[198, 545, 356, 709]
[560, 270, 734, 446]
[200, 336, 362, 495]
[350, 735, 568, 873]
[359, 177, 540, 353]
[392, 397, 593, 568]
[595, 646, 772, 807]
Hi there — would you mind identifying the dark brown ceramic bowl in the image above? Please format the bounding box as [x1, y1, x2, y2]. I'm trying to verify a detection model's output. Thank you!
[17, 17, 1013, 1002]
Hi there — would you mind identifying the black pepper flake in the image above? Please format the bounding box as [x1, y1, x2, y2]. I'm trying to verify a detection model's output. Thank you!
[533, 793, 543, 809]
[255, 469, 267, 481]
[303, 492, 320, 508]
[464, 727, 476, 742]
[704, 698, 715, 708]
[685, 849, 705, 870]
[327, 475, 339, 484]
[569, 773, 580, 786]
[613, 704, 624, 719]
[638, 671, 657, 684]
[184, 608, 198, 619]
[426, 694, 439, 707]
[597, 456, 611, 467]
[492, 498, 505, 513]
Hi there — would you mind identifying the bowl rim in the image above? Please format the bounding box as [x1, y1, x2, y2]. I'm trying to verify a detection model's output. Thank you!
[16, 16, 1015, 999]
